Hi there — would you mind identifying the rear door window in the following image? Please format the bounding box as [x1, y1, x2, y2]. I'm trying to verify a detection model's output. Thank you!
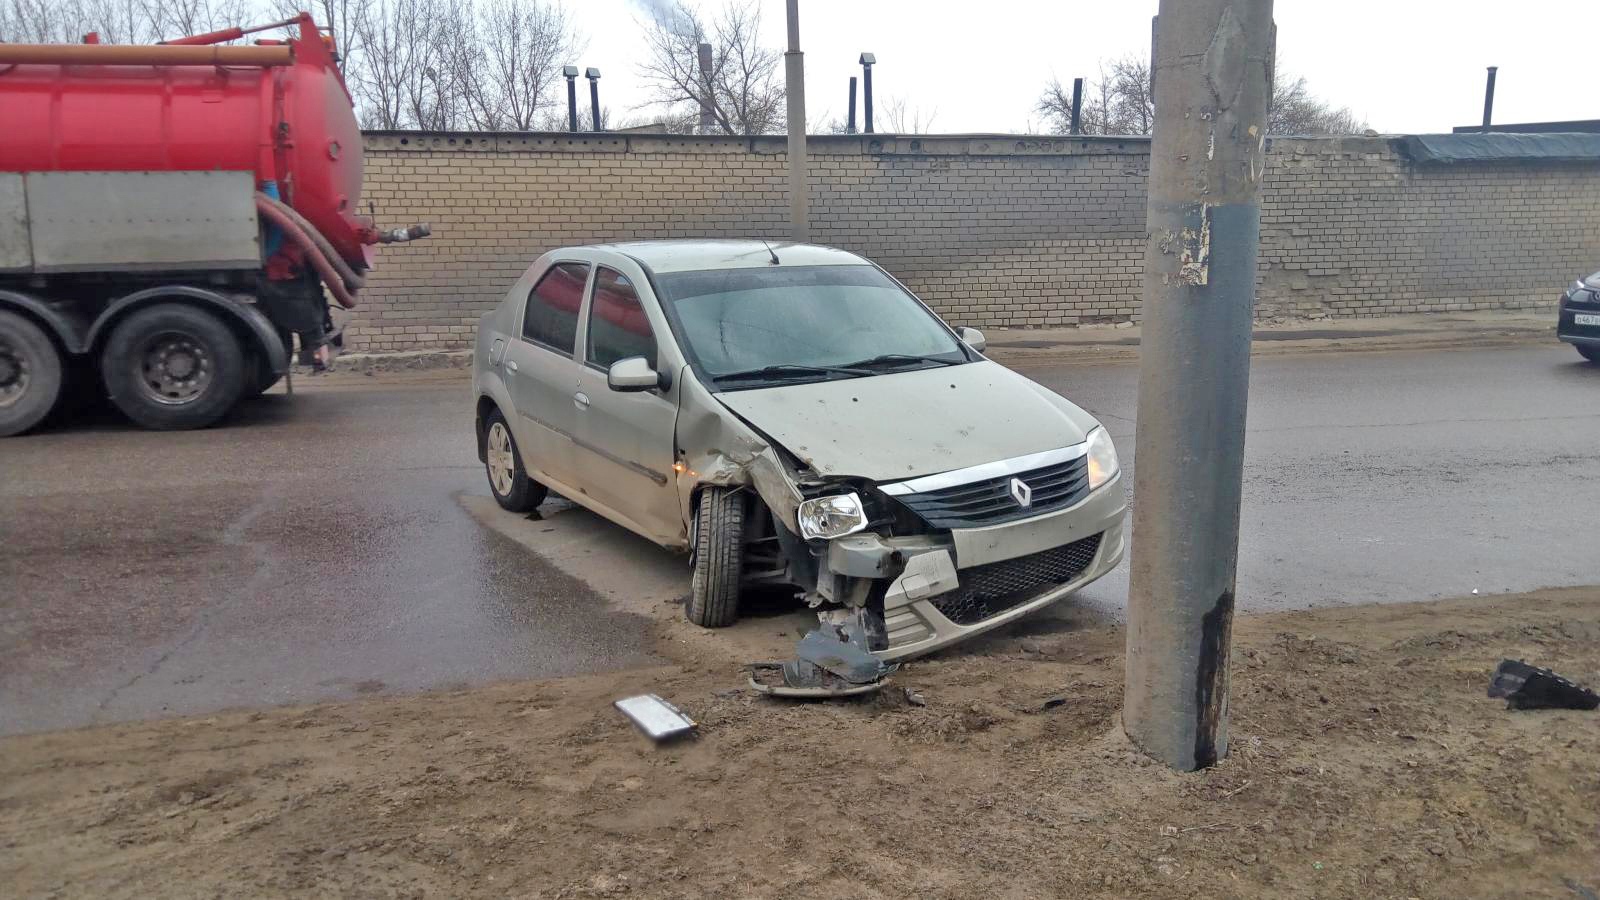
[586, 267, 657, 369]
[522, 262, 589, 355]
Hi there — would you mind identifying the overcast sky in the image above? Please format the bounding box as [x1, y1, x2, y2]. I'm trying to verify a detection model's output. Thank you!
[572, 0, 1599, 134]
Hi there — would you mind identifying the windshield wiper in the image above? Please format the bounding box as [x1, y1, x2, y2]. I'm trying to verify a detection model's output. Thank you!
[840, 353, 961, 370]
[715, 363, 874, 383]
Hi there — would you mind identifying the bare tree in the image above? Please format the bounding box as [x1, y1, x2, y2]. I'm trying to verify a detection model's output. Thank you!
[476, 0, 580, 130]
[1, 0, 163, 43]
[1269, 75, 1366, 134]
[1039, 54, 1364, 136]
[352, 0, 473, 130]
[878, 95, 938, 134]
[268, 0, 373, 72]
[636, 0, 784, 135]
[143, 0, 253, 39]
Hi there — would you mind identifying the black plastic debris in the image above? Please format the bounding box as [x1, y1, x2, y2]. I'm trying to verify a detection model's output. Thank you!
[1487, 659, 1600, 711]
[795, 628, 888, 685]
[748, 609, 898, 699]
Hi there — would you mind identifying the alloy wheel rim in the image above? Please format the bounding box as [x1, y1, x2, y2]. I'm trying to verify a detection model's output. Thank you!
[487, 422, 515, 495]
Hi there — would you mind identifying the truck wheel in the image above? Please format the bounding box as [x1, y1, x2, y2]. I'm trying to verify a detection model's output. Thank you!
[101, 304, 247, 430]
[484, 409, 547, 512]
[687, 487, 745, 628]
[0, 310, 65, 437]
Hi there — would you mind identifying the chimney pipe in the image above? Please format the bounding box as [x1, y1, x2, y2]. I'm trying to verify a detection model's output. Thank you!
[563, 66, 579, 132]
[1070, 77, 1084, 134]
[859, 52, 875, 133]
[847, 76, 858, 133]
[1481, 66, 1498, 133]
[586, 67, 602, 131]
[697, 43, 714, 133]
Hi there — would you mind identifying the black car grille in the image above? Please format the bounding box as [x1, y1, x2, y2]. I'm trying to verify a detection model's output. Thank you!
[930, 534, 1103, 626]
[892, 455, 1090, 529]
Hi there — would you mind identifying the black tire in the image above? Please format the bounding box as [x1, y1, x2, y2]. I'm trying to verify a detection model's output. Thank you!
[101, 304, 247, 430]
[483, 409, 547, 512]
[1577, 344, 1600, 364]
[687, 487, 745, 628]
[0, 310, 65, 437]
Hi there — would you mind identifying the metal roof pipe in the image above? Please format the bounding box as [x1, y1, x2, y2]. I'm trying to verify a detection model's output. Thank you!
[1481, 66, 1498, 133]
[0, 43, 294, 66]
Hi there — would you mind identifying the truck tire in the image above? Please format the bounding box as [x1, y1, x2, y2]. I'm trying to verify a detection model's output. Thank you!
[687, 487, 745, 628]
[483, 409, 547, 512]
[101, 303, 247, 430]
[0, 310, 65, 437]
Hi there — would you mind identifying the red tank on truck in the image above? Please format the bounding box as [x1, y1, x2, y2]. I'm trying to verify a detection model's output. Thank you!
[0, 12, 429, 435]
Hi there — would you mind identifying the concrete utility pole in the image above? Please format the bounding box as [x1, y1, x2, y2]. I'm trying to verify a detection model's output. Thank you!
[1123, 0, 1274, 772]
[784, 0, 809, 241]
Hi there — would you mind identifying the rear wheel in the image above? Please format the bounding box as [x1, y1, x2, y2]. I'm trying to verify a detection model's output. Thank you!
[484, 409, 547, 512]
[0, 310, 64, 437]
[1577, 344, 1600, 364]
[687, 487, 746, 628]
[101, 303, 246, 430]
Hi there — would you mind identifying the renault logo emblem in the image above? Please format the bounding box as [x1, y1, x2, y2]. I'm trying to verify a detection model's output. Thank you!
[1009, 477, 1033, 508]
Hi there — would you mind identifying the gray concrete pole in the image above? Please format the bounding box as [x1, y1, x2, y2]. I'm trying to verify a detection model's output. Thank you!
[1123, 0, 1274, 772]
[784, 0, 809, 241]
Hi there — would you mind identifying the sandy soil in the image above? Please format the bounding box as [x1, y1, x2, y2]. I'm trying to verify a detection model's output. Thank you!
[4, 587, 1598, 899]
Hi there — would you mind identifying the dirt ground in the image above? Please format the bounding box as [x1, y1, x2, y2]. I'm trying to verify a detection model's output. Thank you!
[4, 587, 1598, 900]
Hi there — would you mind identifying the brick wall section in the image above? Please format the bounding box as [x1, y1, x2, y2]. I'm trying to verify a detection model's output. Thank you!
[352, 132, 1600, 351]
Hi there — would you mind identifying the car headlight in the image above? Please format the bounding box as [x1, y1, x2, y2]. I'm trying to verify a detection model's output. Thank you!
[796, 492, 868, 540]
[1085, 427, 1119, 490]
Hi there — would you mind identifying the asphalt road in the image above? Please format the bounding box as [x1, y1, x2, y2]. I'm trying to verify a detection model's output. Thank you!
[3, 344, 1597, 735]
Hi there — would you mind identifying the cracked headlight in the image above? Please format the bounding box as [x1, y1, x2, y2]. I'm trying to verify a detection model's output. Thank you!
[796, 492, 868, 540]
[1086, 427, 1119, 490]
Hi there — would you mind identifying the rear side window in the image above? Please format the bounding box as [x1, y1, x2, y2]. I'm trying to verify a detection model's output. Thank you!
[522, 262, 589, 354]
[586, 267, 657, 369]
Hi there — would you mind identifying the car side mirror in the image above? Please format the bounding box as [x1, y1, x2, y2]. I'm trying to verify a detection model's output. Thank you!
[607, 356, 661, 392]
[958, 327, 987, 353]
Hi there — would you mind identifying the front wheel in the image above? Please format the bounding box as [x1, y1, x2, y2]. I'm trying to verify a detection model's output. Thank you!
[1577, 344, 1600, 364]
[484, 409, 547, 512]
[687, 487, 746, 628]
[101, 304, 247, 430]
[0, 310, 65, 437]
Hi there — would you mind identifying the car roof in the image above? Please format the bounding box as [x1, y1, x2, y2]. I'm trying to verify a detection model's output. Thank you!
[585, 240, 869, 274]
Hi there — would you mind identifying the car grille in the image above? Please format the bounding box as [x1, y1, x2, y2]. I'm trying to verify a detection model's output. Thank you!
[892, 455, 1090, 529]
[930, 534, 1103, 626]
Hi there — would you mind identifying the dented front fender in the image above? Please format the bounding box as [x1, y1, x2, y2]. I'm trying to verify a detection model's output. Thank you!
[674, 367, 804, 527]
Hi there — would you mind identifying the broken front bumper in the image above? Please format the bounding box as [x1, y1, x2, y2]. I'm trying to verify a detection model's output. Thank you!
[827, 473, 1127, 660]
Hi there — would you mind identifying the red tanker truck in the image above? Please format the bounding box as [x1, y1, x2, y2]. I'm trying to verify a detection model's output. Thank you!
[0, 12, 427, 436]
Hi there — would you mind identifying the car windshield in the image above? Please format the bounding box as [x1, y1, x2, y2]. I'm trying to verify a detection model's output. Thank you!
[653, 264, 968, 387]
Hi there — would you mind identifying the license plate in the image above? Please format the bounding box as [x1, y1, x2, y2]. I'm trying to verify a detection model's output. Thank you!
[1577, 313, 1600, 326]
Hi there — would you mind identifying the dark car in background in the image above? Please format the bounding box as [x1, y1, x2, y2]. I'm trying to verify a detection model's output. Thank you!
[1558, 270, 1600, 363]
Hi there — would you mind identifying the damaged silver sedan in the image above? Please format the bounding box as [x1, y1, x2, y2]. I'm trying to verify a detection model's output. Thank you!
[473, 240, 1126, 660]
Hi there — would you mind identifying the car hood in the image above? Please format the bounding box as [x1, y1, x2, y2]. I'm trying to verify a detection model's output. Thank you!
[711, 361, 1098, 483]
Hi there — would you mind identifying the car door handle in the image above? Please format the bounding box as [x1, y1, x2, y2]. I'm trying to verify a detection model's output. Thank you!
[573, 392, 590, 411]
[505, 360, 518, 372]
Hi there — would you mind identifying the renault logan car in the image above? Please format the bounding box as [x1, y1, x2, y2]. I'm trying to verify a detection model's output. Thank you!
[1558, 269, 1600, 362]
[472, 240, 1126, 660]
